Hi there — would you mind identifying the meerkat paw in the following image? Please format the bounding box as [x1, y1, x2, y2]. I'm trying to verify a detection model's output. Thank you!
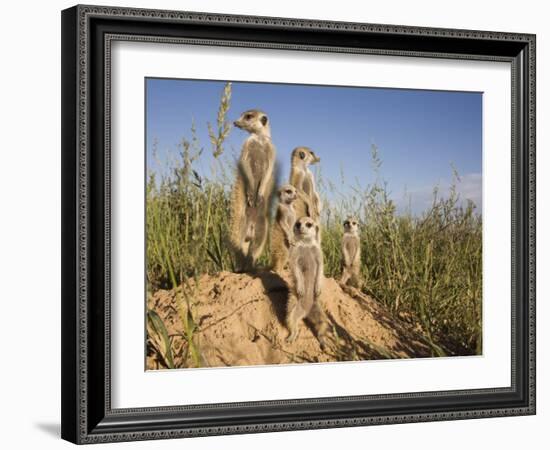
[254, 195, 264, 209]
[246, 193, 254, 207]
[318, 336, 328, 351]
[286, 329, 299, 343]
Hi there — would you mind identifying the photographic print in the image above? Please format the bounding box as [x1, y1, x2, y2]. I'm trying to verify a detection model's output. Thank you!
[145, 78, 483, 370]
[61, 8, 535, 442]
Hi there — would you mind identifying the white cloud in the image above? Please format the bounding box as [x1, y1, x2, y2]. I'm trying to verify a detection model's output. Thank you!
[394, 172, 482, 215]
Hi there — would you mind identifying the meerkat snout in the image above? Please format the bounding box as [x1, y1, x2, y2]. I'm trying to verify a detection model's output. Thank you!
[233, 109, 269, 135]
[343, 217, 359, 235]
[295, 147, 320, 164]
[294, 217, 318, 240]
[278, 184, 297, 204]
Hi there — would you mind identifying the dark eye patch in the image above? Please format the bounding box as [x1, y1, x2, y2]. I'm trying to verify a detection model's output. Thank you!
[285, 189, 292, 194]
[299, 151, 306, 159]
[306, 222, 312, 228]
[244, 114, 253, 120]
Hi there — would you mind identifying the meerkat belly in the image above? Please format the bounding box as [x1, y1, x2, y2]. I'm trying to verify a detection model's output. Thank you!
[247, 138, 269, 178]
[283, 214, 295, 232]
[250, 156, 267, 183]
[344, 237, 359, 265]
[297, 249, 318, 292]
[298, 255, 316, 274]
[344, 239, 354, 255]
[302, 176, 313, 196]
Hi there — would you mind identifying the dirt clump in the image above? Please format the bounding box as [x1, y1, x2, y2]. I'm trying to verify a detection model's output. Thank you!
[147, 270, 432, 369]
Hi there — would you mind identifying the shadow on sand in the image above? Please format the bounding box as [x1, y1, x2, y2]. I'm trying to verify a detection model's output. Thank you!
[251, 270, 289, 327]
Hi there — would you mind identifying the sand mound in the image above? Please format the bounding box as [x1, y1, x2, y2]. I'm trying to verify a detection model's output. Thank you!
[146, 271, 432, 369]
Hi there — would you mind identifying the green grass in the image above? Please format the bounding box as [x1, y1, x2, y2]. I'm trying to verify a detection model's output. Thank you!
[146, 83, 482, 362]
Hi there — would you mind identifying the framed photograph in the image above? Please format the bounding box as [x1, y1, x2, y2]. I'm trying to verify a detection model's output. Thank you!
[61, 4, 536, 444]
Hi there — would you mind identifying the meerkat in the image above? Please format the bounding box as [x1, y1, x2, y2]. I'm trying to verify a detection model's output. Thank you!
[229, 109, 276, 271]
[286, 216, 328, 347]
[271, 184, 298, 273]
[289, 147, 322, 221]
[340, 216, 362, 288]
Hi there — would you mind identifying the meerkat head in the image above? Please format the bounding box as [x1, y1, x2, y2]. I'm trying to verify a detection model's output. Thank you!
[343, 217, 360, 235]
[233, 109, 270, 137]
[278, 184, 297, 205]
[294, 216, 319, 243]
[291, 147, 321, 167]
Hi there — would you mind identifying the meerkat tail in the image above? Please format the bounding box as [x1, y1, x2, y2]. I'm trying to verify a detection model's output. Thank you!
[229, 179, 250, 271]
[248, 214, 268, 266]
[229, 179, 243, 245]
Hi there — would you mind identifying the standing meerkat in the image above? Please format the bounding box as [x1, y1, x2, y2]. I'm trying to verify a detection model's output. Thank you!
[271, 184, 298, 273]
[286, 216, 328, 347]
[229, 109, 276, 271]
[340, 216, 362, 288]
[289, 147, 322, 222]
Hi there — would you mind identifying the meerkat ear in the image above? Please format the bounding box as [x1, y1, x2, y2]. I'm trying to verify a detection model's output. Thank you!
[260, 115, 268, 126]
[299, 151, 306, 159]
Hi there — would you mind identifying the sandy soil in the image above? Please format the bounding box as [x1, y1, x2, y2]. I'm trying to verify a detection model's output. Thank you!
[146, 270, 432, 369]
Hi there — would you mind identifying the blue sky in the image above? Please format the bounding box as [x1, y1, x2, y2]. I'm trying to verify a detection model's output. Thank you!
[146, 78, 482, 214]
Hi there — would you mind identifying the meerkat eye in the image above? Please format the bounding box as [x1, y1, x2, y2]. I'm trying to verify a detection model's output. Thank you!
[244, 114, 253, 120]
[285, 189, 292, 194]
[344, 221, 349, 226]
[306, 222, 312, 228]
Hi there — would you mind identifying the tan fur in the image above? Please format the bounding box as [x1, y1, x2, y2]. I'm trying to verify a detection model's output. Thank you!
[229, 110, 276, 271]
[286, 217, 328, 348]
[271, 185, 298, 273]
[289, 147, 322, 221]
[340, 217, 362, 288]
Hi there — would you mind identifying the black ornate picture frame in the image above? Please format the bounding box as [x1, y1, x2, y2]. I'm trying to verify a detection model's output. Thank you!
[61, 4, 536, 444]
